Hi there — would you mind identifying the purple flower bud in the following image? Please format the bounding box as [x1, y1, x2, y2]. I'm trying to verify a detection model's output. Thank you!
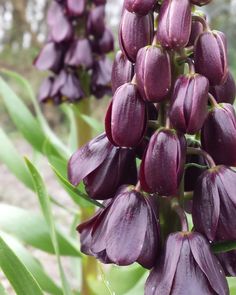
[157, 0, 192, 49]
[217, 250, 236, 277]
[124, 0, 156, 15]
[77, 186, 160, 268]
[192, 166, 236, 241]
[187, 19, 204, 47]
[119, 9, 154, 62]
[145, 232, 229, 295]
[66, 0, 86, 16]
[87, 6, 106, 37]
[201, 103, 236, 166]
[105, 83, 147, 148]
[34, 42, 63, 73]
[140, 129, 186, 196]
[65, 38, 93, 69]
[93, 0, 106, 4]
[68, 133, 137, 199]
[111, 51, 134, 94]
[92, 28, 114, 54]
[169, 74, 209, 135]
[38, 77, 54, 103]
[91, 56, 112, 99]
[136, 45, 171, 102]
[209, 72, 236, 105]
[191, 0, 212, 6]
[195, 31, 228, 86]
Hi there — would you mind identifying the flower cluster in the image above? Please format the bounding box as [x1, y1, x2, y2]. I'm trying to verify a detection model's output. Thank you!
[68, 0, 236, 293]
[35, 0, 114, 104]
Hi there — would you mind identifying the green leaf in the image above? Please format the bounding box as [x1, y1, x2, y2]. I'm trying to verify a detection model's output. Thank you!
[212, 240, 236, 253]
[51, 165, 104, 208]
[0, 235, 43, 295]
[79, 114, 103, 134]
[0, 76, 46, 153]
[0, 203, 80, 256]
[0, 231, 62, 295]
[228, 278, 236, 295]
[25, 158, 74, 295]
[0, 128, 34, 189]
[0, 69, 70, 157]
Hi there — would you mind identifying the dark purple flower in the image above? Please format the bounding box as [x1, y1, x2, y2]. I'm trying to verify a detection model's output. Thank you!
[68, 133, 137, 200]
[156, 0, 192, 49]
[187, 18, 204, 47]
[34, 42, 63, 73]
[145, 232, 229, 295]
[91, 56, 112, 99]
[193, 166, 236, 241]
[105, 83, 147, 148]
[38, 77, 54, 103]
[66, 0, 86, 16]
[209, 72, 236, 105]
[140, 128, 186, 196]
[111, 51, 134, 94]
[135, 45, 171, 102]
[195, 30, 228, 86]
[191, 0, 212, 6]
[87, 6, 106, 37]
[201, 103, 236, 166]
[92, 28, 114, 54]
[77, 186, 160, 268]
[119, 9, 154, 62]
[65, 38, 93, 69]
[169, 74, 209, 134]
[124, 0, 156, 15]
[217, 250, 236, 277]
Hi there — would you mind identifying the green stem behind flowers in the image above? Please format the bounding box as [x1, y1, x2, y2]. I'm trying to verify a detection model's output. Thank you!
[74, 99, 97, 295]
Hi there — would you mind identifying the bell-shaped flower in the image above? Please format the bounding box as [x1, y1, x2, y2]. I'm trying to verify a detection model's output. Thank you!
[192, 166, 236, 241]
[77, 186, 160, 268]
[145, 232, 229, 295]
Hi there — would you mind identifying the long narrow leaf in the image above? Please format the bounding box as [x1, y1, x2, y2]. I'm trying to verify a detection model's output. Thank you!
[51, 165, 103, 208]
[0, 204, 80, 256]
[0, 128, 34, 189]
[0, 235, 43, 295]
[0, 69, 70, 157]
[1, 231, 62, 295]
[25, 158, 73, 295]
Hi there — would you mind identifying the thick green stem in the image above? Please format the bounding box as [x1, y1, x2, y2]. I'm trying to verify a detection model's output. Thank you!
[74, 98, 97, 295]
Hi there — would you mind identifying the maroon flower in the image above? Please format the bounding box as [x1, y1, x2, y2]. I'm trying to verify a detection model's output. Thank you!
[119, 9, 154, 62]
[77, 186, 160, 268]
[209, 72, 236, 105]
[66, 0, 86, 16]
[156, 0, 192, 49]
[140, 128, 186, 196]
[68, 133, 137, 200]
[191, 0, 212, 6]
[105, 83, 147, 148]
[124, 0, 156, 15]
[135, 45, 171, 102]
[145, 232, 229, 295]
[187, 18, 204, 47]
[87, 5, 106, 37]
[169, 74, 209, 134]
[195, 30, 228, 85]
[111, 51, 134, 94]
[192, 166, 236, 241]
[217, 250, 236, 277]
[201, 103, 236, 166]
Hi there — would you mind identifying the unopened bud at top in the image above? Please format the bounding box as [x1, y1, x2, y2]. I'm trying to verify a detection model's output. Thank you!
[124, 0, 156, 15]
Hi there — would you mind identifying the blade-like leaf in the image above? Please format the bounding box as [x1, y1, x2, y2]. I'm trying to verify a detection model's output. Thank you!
[0, 203, 80, 256]
[0, 69, 70, 157]
[79, 114, 103, 134]
[212, 240, 236, 253]
[0, 235, 43, 295]
[51, 165, 103, 208]
[0, 128, 34, 189]
[25, 158, 72, 295]
[1, 231, 62, 295]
